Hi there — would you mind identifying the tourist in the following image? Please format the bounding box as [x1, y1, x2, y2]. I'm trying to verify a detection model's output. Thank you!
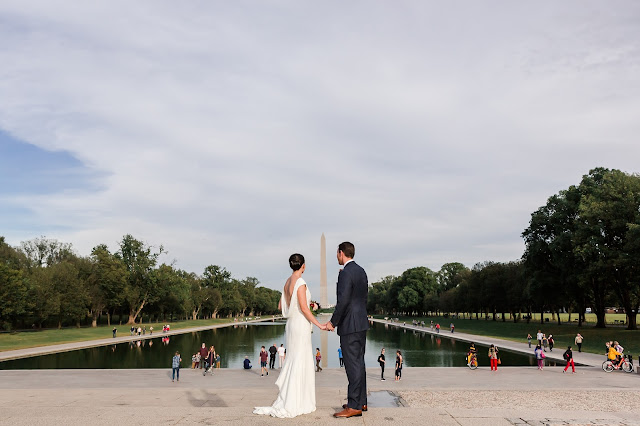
[536, 330, 543, 346]
[548, 334, 554, 351]
[430, 320, 434, 330]
[172, 351, 181, 382]
[563, 346, 575, 373]
[112, 327, 117, 338]
[149, 326, 153, 335]
[278, 344, 285, 368]
[395, 350, 403, 381]
[137, 326, 142, 336]
[338, 346, 344, 367]
[450, 323, 455, 333]
[575, 333, 583, 352]
[199, 343, 208, 369]
[378, 348, 386, 381]
[191, 353, 196, 369]
[315, 348, 323, 372]
[216, 353, 221, 369]
[260, 346, 269, 376]
[143, 326, 146, 335]
[205, 346, 216, 374]
[268, 343, 277, 369]
[243, 356, 252, 369]
[488, 344, 499, 371]
[194, 352, 201, 369]
[542, 334, 548, 352]
[130, 326, 134, 336]
[527, 333, 532, 348]
[607, 342, 622, 367]
[435, 323, 440, 334]
[534, 344, 545, 370]
[467, 343, 477, 365]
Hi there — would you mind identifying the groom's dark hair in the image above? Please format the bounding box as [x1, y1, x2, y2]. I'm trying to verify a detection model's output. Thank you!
[289, 253, 305, 271]
[338, 242, 355, 259]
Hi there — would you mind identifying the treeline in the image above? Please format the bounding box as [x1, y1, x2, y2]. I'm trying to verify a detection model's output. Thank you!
[369, 168, 640, 330]
[0, 234, 281, 330]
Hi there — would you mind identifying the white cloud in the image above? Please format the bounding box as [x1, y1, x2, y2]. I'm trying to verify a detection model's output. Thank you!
[1, 1, 640, 302]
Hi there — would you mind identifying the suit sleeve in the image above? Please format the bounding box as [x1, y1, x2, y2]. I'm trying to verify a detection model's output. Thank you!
[330, 269, 353, 327]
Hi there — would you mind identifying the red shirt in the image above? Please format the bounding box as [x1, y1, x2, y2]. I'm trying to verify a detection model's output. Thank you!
[260, 351, 268, 362]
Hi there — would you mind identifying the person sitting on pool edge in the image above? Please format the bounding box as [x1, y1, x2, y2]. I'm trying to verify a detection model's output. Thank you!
[243, 356, 252, 369]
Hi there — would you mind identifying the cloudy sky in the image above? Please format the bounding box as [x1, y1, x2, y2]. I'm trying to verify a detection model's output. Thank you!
[1, 1, 639, 302]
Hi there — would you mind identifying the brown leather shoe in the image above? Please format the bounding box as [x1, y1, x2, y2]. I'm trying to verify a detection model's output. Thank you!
[334, 408, 363, 418]
[342, 404, 367, 412]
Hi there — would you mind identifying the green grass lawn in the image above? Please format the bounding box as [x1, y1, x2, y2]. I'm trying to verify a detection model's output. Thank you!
[378, 315, 640, 357]
[0, 317, 243, 352]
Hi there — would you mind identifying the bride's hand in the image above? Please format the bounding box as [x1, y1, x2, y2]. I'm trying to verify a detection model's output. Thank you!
[318, 323, 327, 331]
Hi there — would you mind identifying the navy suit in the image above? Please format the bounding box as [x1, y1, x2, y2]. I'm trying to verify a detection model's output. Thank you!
[330, 261, 369, 409]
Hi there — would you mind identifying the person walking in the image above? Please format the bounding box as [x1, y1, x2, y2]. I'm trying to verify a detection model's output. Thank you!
[563, 346, 575, 373]
[488, 344, 499, 371]
[548, 334, 555, 352]
[337, 346, 344, 367]
[199, 343, 208, 369]
[112, 327, 117, 338]
[378, 348, 386, 381]
[315, 348, 323, 372]
[527, 333, 532, 348]
[542, 334, 549, 352]
[259, 346, 269, 376]
[216, 353, 221, 369]
[204, 346, 215, 375]
[268, 343, 277, 369]
[450, 323, 455, 333]
[277, 344, 285, 368]
[435, 323, 440, 333]
[534, 344, 545, 370]
[172, 351, 181, 382]
[149, 326, 153, 335]
[536, 330, 543, 346]
[575, 333, 583, 352]
[395, 350, 403, 381]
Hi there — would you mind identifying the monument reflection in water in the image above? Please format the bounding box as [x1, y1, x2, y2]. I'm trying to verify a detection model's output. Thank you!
[0, 321, 545, 370]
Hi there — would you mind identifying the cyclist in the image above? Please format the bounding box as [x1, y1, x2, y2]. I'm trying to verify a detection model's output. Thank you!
[467, 343, 477, 365]
[608, 343, 622, 367]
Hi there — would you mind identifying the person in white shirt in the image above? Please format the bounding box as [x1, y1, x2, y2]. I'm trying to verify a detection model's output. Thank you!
[536, 330, 543, 346]
[278, 344, 286, 368]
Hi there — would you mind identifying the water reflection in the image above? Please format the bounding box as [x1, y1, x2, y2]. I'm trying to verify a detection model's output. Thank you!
[0, 321, 549, 370]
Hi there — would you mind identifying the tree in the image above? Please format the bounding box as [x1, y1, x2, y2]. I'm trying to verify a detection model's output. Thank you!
[574, 168, 640, 329]
[18, 237, 74, 271]
[88, 245, 127, 327]
[117, 235, 164, 324]
[0, 237, 29, 330]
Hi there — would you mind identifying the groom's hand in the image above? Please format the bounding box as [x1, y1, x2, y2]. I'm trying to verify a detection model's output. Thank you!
[326, 321, 335, 332]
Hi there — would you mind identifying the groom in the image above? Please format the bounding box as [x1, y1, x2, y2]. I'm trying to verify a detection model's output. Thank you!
[326, 242, 369, 418]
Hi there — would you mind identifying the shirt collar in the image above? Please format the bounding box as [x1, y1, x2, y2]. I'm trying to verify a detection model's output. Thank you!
[343, 259, 354, 268]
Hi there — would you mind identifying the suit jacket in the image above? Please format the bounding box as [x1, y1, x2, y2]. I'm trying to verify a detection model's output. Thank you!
[330, 261, 369, 336]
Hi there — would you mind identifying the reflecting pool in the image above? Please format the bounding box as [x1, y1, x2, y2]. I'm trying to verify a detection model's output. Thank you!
[0, 320, 551, 369]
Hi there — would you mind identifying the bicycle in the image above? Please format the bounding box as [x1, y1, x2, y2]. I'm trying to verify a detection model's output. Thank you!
[467, 353, 478, 370]
[602, 354, 634, 373]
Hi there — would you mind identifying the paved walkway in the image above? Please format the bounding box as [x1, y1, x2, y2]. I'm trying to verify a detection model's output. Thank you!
[372, 318, 607, 367]
[0, 367, 638, 425]
[0, 318, 273, 362]
[1, 318, 639, 425]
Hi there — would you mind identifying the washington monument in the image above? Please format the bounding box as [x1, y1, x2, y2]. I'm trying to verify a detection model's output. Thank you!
[320, 233, 328, 308]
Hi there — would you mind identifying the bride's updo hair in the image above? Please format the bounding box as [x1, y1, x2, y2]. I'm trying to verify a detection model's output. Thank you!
[289, 253, 305, 271]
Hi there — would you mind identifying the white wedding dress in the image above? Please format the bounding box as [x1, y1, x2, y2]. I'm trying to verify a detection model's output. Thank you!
[253, 278, 316, 418]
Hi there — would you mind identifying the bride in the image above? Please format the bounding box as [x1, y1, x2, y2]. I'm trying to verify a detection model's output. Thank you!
[253, 253, 326, 418]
